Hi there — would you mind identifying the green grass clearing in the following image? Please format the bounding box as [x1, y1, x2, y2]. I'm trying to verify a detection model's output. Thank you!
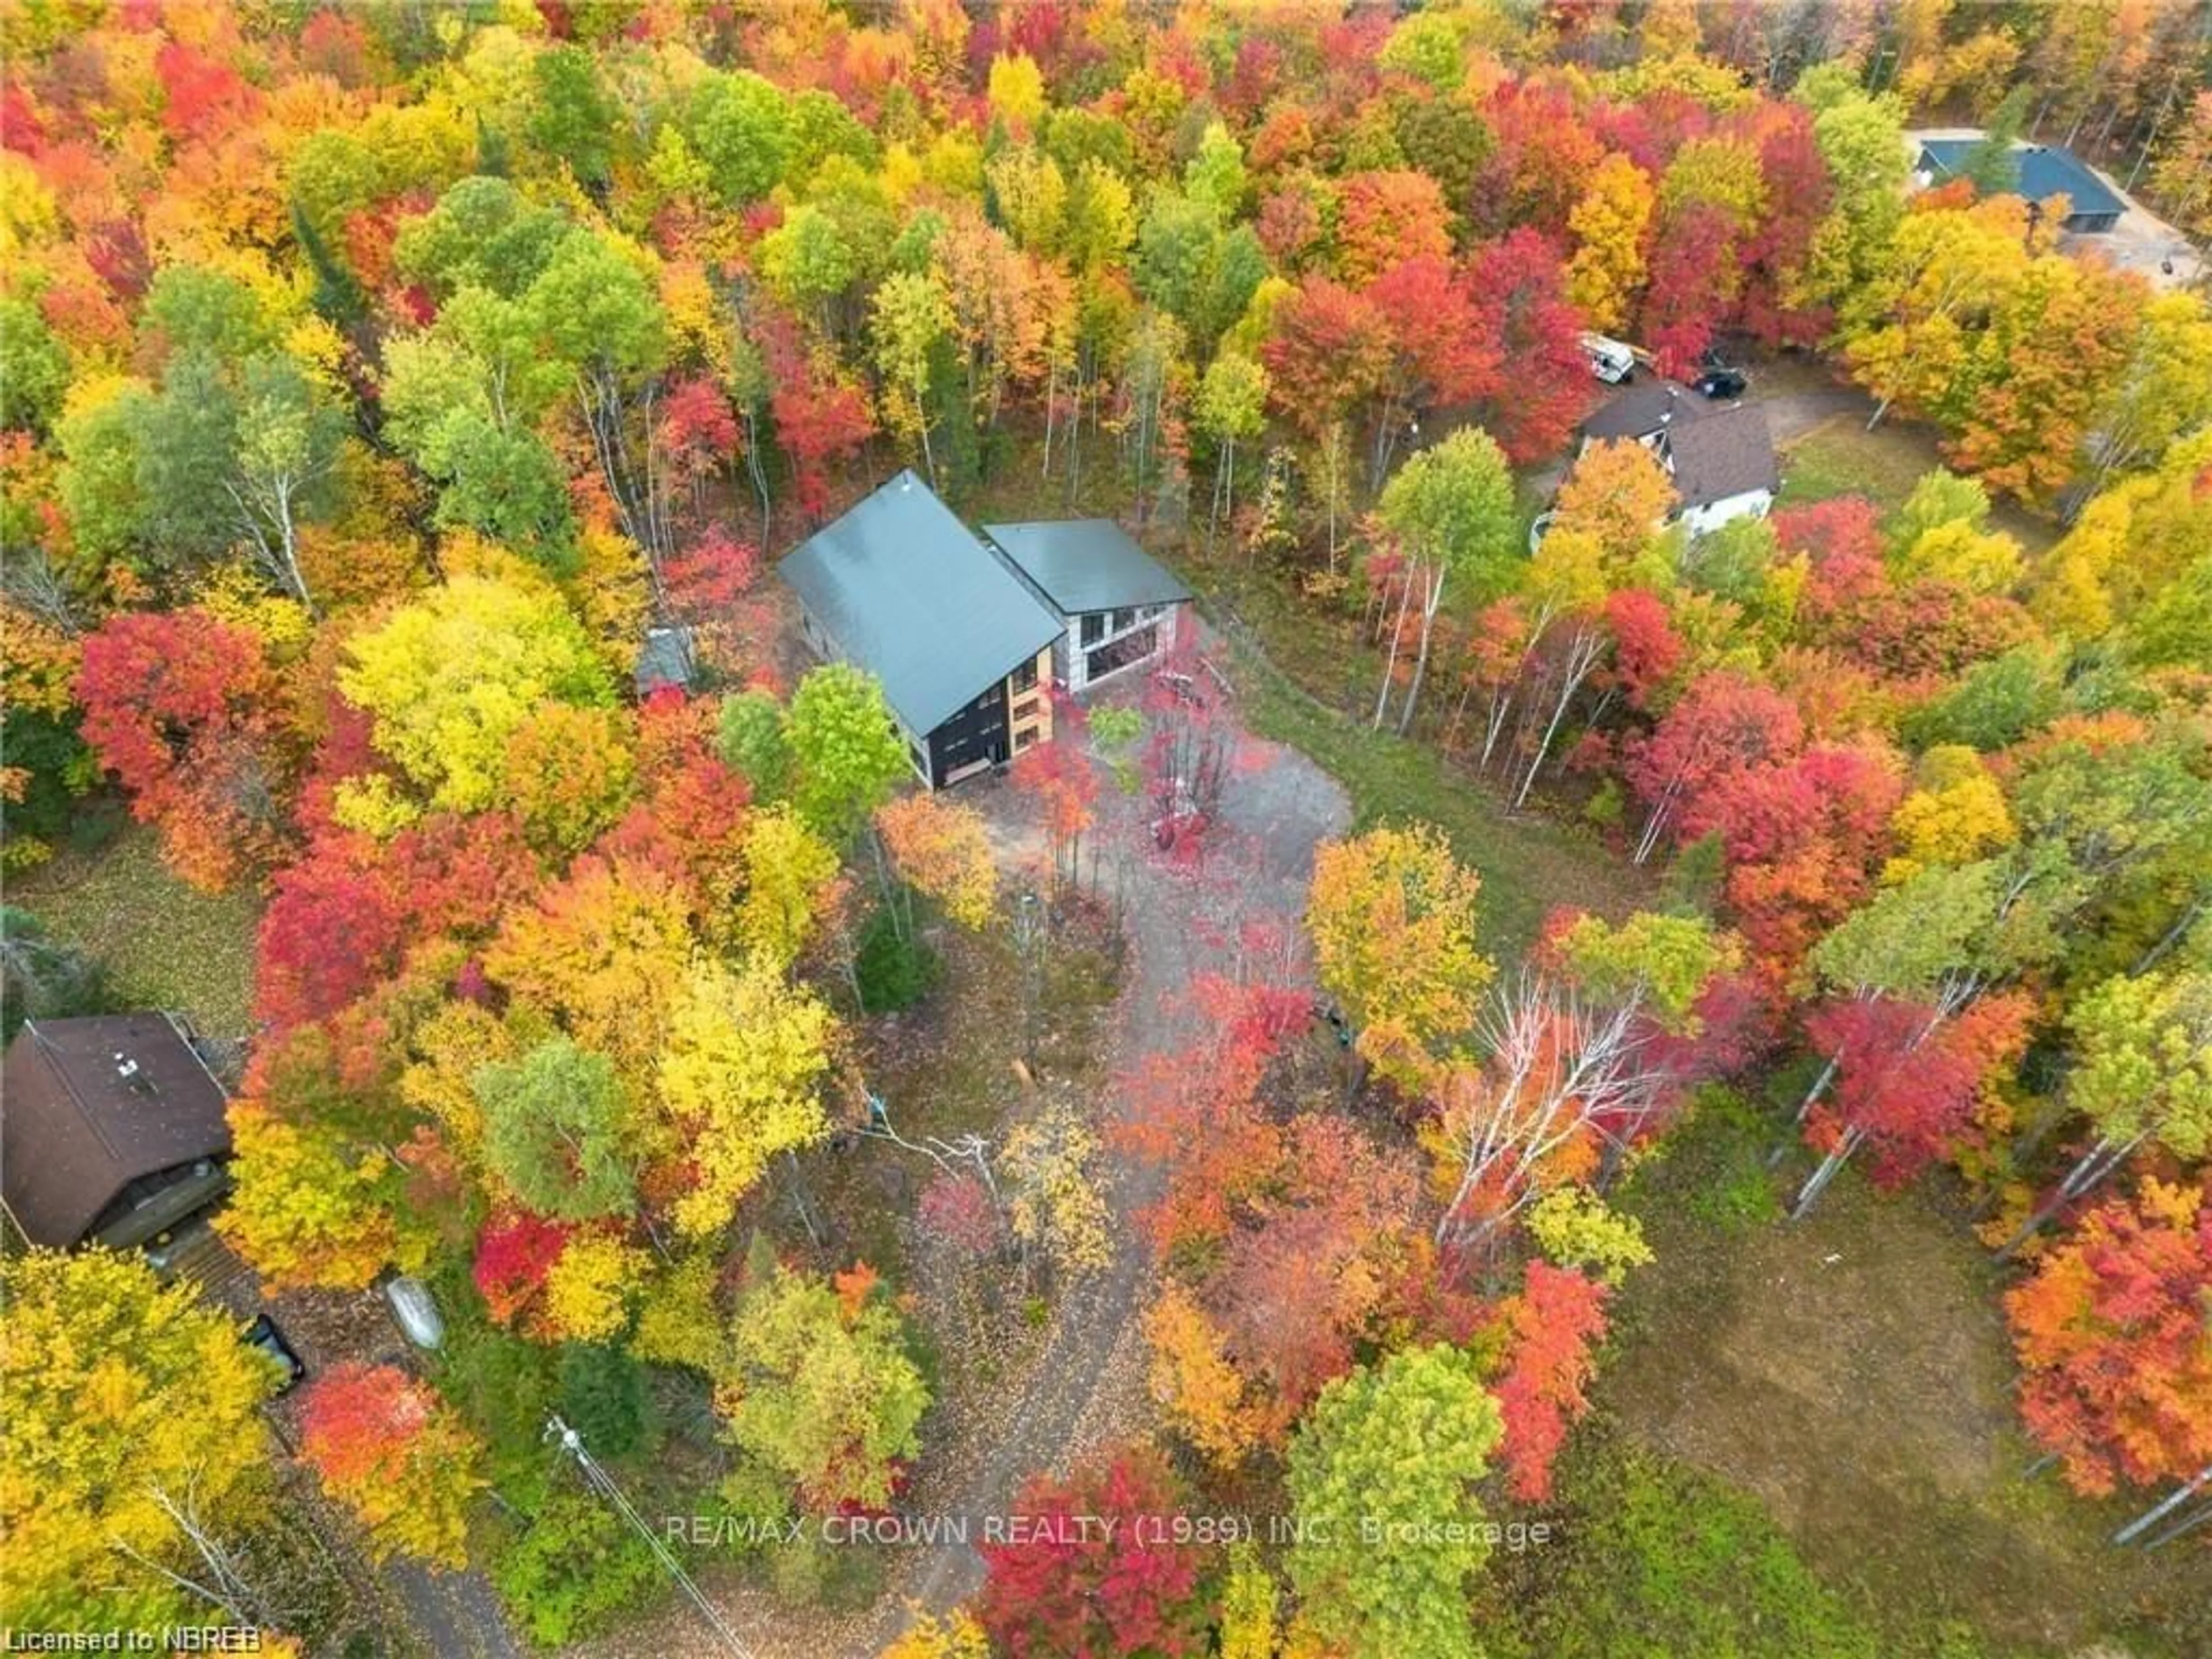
[1779, 415, 2060, 555]
[1225, 624, 1643, 957]
[7, 821, 262, 1038]
[1605, 1091, 2212, 1657]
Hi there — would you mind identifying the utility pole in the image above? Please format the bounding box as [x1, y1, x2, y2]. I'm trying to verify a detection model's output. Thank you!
[1013, 891, 1043, 1071]
[545, 1414, 753, 1657]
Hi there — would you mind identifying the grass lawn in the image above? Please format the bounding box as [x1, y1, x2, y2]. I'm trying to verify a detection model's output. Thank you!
[1778, 413, 1934, 512]
[1173, 543, 1646, 958]
[1779, 415, 2061, 555]
[1225, 624, 1643, 957]
[1603, 1092, 2212, 1658]
[7, 820, 262, 1038]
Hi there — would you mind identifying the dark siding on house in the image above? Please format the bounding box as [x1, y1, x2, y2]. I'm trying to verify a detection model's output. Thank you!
[928, 679, 1011, 782]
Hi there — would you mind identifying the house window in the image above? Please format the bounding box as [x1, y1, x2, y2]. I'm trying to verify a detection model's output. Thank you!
[1080, 612, 1107, 646]
[1111, 607, 1137, 634]
[1012, 694, 1040, 723]
[1014, 727, 1038, 753]
[1009, 656, 1039, 694]
[1084, 622, 1159, 684]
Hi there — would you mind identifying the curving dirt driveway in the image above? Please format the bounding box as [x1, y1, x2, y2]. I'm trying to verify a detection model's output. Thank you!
[853, 659, 1351, 1649]
[566, 646, 1347, 1658]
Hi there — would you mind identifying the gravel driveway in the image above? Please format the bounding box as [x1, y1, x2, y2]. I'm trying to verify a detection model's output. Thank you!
[573, 642, 1348, 1658]
[855, 647, 1350, 1647]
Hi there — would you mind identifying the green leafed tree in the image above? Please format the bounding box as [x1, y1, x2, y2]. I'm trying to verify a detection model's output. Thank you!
[682, 70, 793, 206]
[1197, 350, 1267, 540]
[1285, 1343, 1505, 1659]
[871, 270, 957, 489]
[716, 688, 794, 800]
[530, 43, 618, 187]
[718, 1252, 929, 1510]
[0, 295, 70, 435]
[475, 1036, 637, 1221]
[786, 662, 910, 842]
[1373, 426, 1518, 733]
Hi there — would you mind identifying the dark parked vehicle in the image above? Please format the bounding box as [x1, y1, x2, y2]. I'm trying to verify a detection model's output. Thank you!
[1693, 368, 1748, 400]
[243, 1313, 306, 1394]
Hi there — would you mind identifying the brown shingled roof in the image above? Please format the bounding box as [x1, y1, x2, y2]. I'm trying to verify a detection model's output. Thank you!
[1580, 379, 1706, 442]
[1, 1014, 232, 1247]
[1663, 404, 1778, 509]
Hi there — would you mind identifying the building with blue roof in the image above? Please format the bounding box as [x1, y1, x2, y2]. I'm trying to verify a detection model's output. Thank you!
[1914, 138, 2126, 234]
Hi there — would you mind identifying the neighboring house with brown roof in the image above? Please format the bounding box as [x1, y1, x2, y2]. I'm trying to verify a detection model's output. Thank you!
[1, 1013, 233, 1250]
[1580, 379, 1705, 448]
[1661, 404, 1780, 536]
[1577, 382, 1778, 537]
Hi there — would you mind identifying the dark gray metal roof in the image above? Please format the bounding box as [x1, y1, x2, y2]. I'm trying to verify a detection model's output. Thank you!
[982, 519, 1194, 615]
[1917, 139, 2124, 220]
[779, 472, 1063, 734]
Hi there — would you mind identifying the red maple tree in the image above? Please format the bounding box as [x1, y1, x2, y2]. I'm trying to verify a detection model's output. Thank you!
[977, 1444, 1212, 1659]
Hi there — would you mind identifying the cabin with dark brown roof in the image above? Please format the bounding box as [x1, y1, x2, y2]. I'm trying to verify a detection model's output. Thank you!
[1, 1013, 234, 1249]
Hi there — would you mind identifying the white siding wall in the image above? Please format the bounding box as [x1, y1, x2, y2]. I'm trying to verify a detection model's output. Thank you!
[1680, 489, 1774, 538]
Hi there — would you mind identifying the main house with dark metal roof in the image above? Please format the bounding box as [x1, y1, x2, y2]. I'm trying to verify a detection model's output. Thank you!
[779, 474, 1195, 787]
[1, 1013, 234, 1250]
[1914, 138, 2126, 234]
[781, 471, 1062, 787]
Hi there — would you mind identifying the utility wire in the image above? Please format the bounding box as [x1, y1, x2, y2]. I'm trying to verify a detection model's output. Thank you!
[546, 1413, 754, 1657]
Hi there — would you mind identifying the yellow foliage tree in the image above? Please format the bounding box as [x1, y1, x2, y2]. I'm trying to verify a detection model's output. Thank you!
[1001, 1100, 1112, 1278]
[399, 999, 518, 1158]
[1882, 748, 2018, 883]
[737, 803, 842, 969]
[485, 854, 695, 1074]
[499, 701, 639, 854]
[880, 1612, 991, 1659]
[876, 792, 998, 929]
[1524, 1185, 1654, 1286]
[1566, 153, 1656, 334]
[986, 51, 1046, 137]
[219, 1103, 426, 1291]
[656, 956, 835, 1236]
[1218, 1541, 1281, 1659]
[338, 572, 615, 814]
[1143, 1281, 1273, 1469]
[539, 1232, 652, 1343]
[1893, 520, 2024, 595]
[1551, 438, 1679, 571]
[0, 1251, 279, 1624]
[1307, 824, 1493, 1092]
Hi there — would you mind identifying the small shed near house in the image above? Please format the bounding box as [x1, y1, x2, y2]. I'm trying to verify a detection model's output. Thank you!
[982, 519, 1195, 693]
[1, 1013, 233, 1249]
[1914, 139, 2126, 234]
[1662, 404, 1779, 536]
[778, 471, 1063, 788]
